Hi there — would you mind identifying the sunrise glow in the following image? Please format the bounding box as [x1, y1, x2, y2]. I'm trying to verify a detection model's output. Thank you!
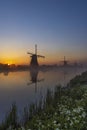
[0, 0, 86, 66]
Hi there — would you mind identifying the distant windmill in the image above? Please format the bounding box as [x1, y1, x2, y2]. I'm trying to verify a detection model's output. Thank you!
[61, 56, 69, 66]
[27, 45, 45, 67]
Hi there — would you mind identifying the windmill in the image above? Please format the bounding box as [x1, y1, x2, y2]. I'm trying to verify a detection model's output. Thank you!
[61, 56, 69, 66]
[27, 45, 45, 67]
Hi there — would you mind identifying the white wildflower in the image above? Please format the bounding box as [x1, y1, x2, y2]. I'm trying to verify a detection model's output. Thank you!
[58, 123, 61, 127]
[55, 128, 60, 130]
[70, 121, 73, 126]
[41, 125, 44, 128]
[82, 111, 86, 118]
[74, 119, 79, 123]
[78, 107, 84, 112]
[53, 120, 57, 124]
[73, 108, 77, 113]
[21, 127, 25, 130]
[67, 117, 70, 121]
[66, 110, 71, 114]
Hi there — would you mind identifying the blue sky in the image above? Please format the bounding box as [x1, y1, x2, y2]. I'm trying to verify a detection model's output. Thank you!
[0, 0, 87, 64]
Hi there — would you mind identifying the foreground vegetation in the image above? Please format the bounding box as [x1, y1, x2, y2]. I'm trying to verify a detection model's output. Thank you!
[0, 71, 87, 130]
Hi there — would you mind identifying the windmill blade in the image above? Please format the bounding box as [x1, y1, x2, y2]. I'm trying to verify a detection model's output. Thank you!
[35, 44, 37, 55]
[27, 52, 34, 55]
[37, 55, 45, 58]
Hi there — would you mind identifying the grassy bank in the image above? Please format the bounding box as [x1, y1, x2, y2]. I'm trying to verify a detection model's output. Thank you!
[0, 71, 87, 130]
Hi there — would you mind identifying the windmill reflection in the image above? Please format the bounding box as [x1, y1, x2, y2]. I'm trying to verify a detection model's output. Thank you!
[0, 71, 9, 76]
[27, 69, 44, 93]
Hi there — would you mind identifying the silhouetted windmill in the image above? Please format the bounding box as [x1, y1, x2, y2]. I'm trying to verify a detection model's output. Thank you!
[61, 56, 69, 66]
[27, 45, 45, 67]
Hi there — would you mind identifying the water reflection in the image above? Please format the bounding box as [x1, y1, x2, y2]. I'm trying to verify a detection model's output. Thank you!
[0, 67, 87, 122]
[62, 70, 68, 87]
[0, 71, 9, 76]
[27, 69, 44, 93]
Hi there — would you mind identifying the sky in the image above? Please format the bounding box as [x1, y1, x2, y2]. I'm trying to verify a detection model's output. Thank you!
[0, 0, 87, 65]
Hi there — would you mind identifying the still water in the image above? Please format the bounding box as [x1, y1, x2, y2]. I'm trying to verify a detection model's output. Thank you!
[0, 67, 87, 122]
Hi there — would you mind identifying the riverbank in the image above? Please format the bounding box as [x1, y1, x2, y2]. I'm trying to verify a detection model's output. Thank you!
[0, 71, 87, 130]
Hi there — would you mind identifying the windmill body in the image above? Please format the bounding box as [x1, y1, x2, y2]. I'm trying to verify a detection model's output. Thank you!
[30, 54, 39, 66]
[27, 45, 45, 67]
[61, 56, 69, 66]
[63, 56, 68, 66]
